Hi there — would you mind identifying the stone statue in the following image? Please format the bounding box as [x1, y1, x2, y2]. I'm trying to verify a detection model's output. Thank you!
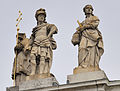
[12, 33, 31, 86]
[71, 5, 104, 73]
[28, 8, 58, 77]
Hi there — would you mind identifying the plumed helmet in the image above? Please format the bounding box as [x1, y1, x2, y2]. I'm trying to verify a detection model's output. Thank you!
[83, 5, 93, 12]
[35, 8, 46, 20]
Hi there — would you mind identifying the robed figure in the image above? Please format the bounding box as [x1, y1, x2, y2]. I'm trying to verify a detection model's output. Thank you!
[12, 33, 31, 86]
[72, 5, 104, 73]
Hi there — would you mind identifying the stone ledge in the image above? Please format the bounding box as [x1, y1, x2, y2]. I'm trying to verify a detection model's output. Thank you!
[6, 71, 120, 91]
[67, 70, 108, 84]
[108, 80, 120, 86]
[19, 77, 59, 91]
[6, 86, 19, 91]
[7, 78, 120, 91]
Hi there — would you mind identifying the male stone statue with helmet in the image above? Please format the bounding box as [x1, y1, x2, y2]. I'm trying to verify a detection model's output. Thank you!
[28, 8, 58, 78]
[11, 8, 58, 86]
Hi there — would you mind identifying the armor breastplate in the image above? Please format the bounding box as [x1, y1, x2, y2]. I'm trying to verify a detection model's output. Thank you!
[34, 26, 48, 42]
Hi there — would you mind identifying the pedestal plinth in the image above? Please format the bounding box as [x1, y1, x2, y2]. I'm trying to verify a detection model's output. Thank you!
[7, 77, 59, 91]
[19, 77, 59, 91]
[73, 66, 100, 74]
[7, 72, 120, 91]
[26, 73, 53, 80]
[67, 70, 108, 84]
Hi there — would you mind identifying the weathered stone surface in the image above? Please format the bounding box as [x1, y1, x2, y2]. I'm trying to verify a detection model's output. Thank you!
[67, 70, 108, 84]
[73, 66, 100, 74]
[19, 77, 59, 91]
[6, 78, 120, 91]
[29, 8, 58, 76]
[71, 4, 104, 72]
[12, 33, 31, 86]
[6, 86, 19, 91]
[12, 8, 58, 86]
[26, 73, 53, 80]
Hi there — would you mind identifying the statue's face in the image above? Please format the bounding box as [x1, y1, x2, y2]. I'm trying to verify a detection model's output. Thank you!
[37, 14, 45, 22]
[85, 7, 93, 14]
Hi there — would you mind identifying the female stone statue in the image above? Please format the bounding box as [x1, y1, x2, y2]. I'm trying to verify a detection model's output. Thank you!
[72, 5, 104, 73]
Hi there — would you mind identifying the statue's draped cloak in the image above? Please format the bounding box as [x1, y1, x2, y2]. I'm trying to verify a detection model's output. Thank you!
[78, 16, 104, 68]
[12, 38, 30, 75]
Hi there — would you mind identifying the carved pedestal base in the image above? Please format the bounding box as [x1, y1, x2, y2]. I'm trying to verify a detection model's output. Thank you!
[26, 73, 54, 81]
[19, 77, 59, 91]
[67, 70, 108, 84]
[73, 66, 100, 74]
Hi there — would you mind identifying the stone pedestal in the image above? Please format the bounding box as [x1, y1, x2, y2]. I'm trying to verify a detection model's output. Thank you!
[73, 66, 100, 74]
[6, 86, 19, 91]
[19, 77, 59, 91]
[26, 73, 53, 80]
[7, 77, 59, 91]
[7, 71, 120, 91]
[67, 70, 108, 83]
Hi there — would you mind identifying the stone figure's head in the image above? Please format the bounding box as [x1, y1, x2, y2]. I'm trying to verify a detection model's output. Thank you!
[35, 8, 46, 23]
[17, 33, 26, 43]
[83, 5, 94, 16]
